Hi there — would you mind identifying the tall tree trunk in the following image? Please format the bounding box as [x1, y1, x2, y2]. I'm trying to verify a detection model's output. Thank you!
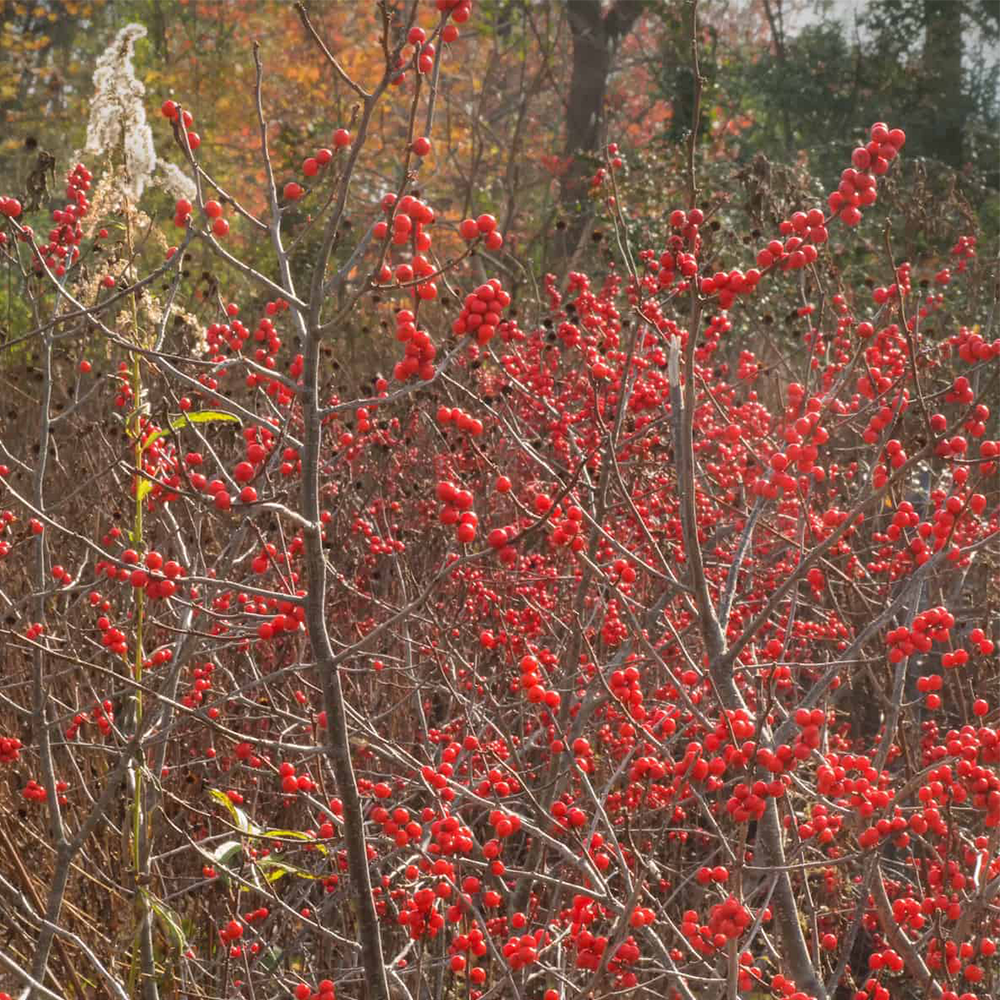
[923, 0, 965, 168]
[557, 0, 644, 263]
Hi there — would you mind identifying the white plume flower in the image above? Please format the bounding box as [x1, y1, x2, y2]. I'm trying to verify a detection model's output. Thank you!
[83, 23, 194, 204]
[84, 24, 154, 200]
[157, 161, 197, 202]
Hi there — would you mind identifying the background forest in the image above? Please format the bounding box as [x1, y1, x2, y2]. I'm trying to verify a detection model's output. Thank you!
[2, 0, 998, 299]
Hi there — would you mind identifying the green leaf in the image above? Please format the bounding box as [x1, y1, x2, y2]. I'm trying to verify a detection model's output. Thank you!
[175, 409, 241, 427]
[136, 478, 153, 503]
[140, 410, 241, 453]
[213, 839, 243, 866]
[208, 788, 261, 835]
[257, 857, 320, 883]
[147, 893, 186, 951]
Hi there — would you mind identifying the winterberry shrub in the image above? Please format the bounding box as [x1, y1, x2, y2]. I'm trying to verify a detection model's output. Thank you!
[0, 5, 996, 1000]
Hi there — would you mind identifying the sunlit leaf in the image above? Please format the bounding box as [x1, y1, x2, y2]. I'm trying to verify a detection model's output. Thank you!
[140, 410, 241, 453]
[208, 788, 261, 835]
[257, 857, 321, 882]
[213, 839, 243, 866]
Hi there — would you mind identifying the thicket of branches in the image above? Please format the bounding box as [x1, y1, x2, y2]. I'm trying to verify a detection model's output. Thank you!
[0, 3, 997, 1000]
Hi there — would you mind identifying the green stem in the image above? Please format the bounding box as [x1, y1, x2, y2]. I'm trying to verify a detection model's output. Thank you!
[124, 203, 153, 998]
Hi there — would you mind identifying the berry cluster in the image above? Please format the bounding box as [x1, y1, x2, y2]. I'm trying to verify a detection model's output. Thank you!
[292, 980, 335, 1000]
[96, 548, 186, 601]
[707, 895, 752, 946]
[252, 596, 305, 642]
[436, 405, 484, 436]
[609, 664, 644, 716]
[549, 503, 587, 551]
[393, 5, 468, 88]
[376, 192, 435, 253]
[181, 661, 217, 713]
[278, 761, 316, 795]
[219, 918, 244, 957]
[303, 128, 351, 177]
[435, 0, 472, 32]
[204, 198, 229, 237]
[872, 260, 912, 305]
[43, 163, 91, 277]
[696, 864, 731, 885]
[173, 196, 195, 228]
[0, 736, 22, 763]
[514, 653, 561, 709]
[486, 524, 518, 565]
[501, 928, 545, 970]
[951, 325, 999, 364]
[160, 99, 200, 149]
[651, 207, 703, 292]
[405, 26, 436, 74]
[589, 140, 625, 189]
[446, 923, 489, 979]
[835, 121, 906, 216]
[436, 480, 477, 544]
[452, 278, 510, 344]
[694, 123, 907, 313]
[65, 700, 114, 740]
[0, 504, 13, 558]
[371, 801, 422, 848]
[755, 222, 822, 269]
[681, 899, 755, 955]
[22, 779, 48, 802]
[392, 308, 437, 381]
[458, 211, 503, 251]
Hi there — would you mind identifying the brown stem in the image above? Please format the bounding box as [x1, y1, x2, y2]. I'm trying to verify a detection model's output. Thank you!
[684, 0, 702, 212]
[873, 867, 942, 997]
[301, 329, 389, 1000]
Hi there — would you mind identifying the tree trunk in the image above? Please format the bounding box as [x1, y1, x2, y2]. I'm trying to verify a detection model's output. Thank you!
[563, 1, 612, 174]
[923, 0, 964, 168]
[557, 0, 644, 262]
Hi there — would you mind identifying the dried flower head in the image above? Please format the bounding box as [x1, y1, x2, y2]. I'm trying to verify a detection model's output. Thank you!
[83, 23, 195, 204]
